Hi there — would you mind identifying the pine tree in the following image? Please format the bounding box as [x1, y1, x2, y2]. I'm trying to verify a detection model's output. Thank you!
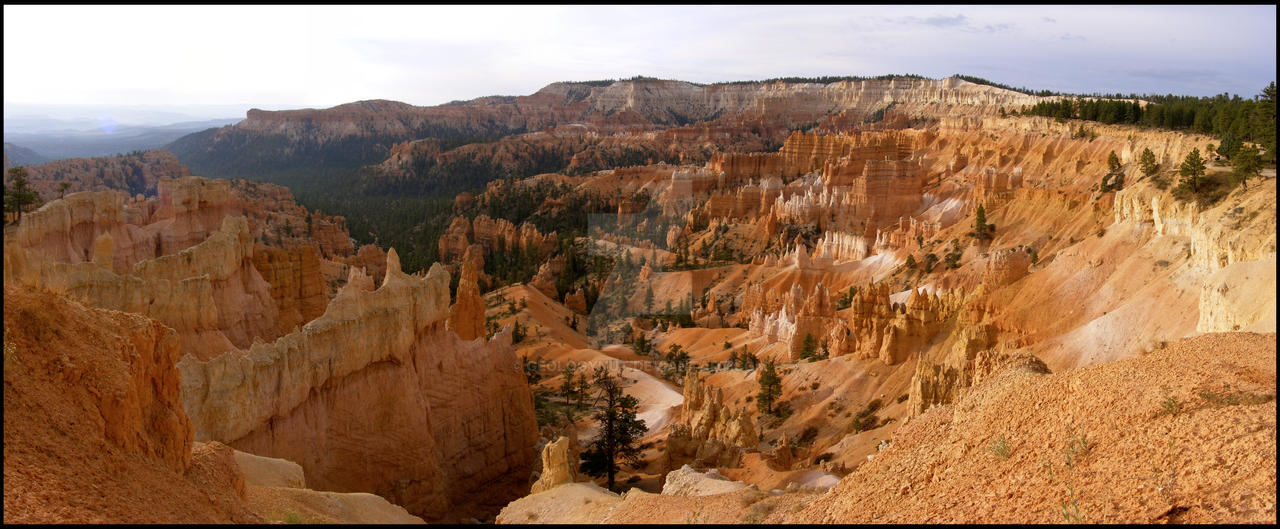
[1232, 145, 1262, 189]
[800, 333, 817, 361]
[512, 319, 526, 343]
[1139, 147, 1159, 177]
[664, 344, 690, 378]
[1179, 148, 1207, 193]
[974, 203, 990, 240]
[574, 375, 591, 410]
[578, 368, 648, 492]
[561, 362, 580, 402]
[521, 355, 542, 385]
[4, 167, 40, 223]
[1107, 150, 1121, 172]
[1217, 131, 1241, 160]
[756, 360, 782, 415]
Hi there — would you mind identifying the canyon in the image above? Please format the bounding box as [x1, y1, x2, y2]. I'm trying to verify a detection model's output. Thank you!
[4, 75, 1275, 524]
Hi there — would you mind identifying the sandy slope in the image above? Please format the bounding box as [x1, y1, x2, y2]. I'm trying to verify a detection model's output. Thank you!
[792, 332, 1277, 524]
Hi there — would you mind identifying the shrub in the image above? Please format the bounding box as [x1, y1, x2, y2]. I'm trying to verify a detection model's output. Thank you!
[989, 435, 1012, 460]
[743, 500, 777, 523]
[1196, 386, 1274, 407]
[944, 252, 962, 269]
[797, 426, 819, 447]
[1064, 433, 1090, 468]
[850, 399, 884, 433]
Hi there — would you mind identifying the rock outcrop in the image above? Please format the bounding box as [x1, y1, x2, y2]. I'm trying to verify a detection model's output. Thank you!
[6, 214, 281, 360]
[251, 243, 328, 335]
[4, 177, 358, 358]
[227, 178, 355, 259]
[438, 214, 557, 265]
[177, 251, 539, 522]
[17, 149, 191, 200]
[530, 436, 582, 494]
[230, 445, 426, 523]
[448, 251, 487, 341]
[660, 465, 750, 496]
[665, 373, 758, 470]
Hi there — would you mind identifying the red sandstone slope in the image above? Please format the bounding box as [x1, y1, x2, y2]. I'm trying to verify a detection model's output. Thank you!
[790, 332, 1276, 524]
[2, 284, 260, 523]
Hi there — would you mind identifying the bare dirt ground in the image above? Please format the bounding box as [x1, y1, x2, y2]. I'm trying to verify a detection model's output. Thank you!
[791, 332, 1277, 524]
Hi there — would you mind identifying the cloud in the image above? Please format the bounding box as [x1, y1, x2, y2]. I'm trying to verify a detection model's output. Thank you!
[891, 13, 1013, 33]
[980, 23, 1014, 33]
[1060, 33, 1086, 41]
[1043, 17, 1057, 23]
[923, 14, 967, 27]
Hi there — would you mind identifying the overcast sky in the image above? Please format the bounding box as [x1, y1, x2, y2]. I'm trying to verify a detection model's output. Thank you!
[4, 5, 1276, 116]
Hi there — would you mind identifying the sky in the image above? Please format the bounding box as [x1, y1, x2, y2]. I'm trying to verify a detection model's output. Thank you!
[3, 5, 1276, 119]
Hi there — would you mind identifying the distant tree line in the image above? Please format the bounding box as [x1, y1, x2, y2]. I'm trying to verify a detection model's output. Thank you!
[952, 74, 1059, 97]
[717, 74, 929, 86]
[1019, 82, 1277, 162]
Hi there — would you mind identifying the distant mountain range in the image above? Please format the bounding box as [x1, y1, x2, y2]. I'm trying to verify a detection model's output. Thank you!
[3, 142, 49, 167]
[3, 118, 242, 161]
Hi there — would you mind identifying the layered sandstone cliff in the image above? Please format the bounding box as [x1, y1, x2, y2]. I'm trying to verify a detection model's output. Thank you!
[4, 177, 353, 358]
[438, 213, 557, 265]
[177, 251, 539, 521]
[5, 214, 280, 360]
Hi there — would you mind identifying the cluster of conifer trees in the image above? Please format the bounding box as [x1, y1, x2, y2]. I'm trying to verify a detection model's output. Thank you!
[1017, 82, 1276, 162]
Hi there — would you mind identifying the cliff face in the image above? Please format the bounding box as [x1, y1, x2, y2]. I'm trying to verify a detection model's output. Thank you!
[438, 213, 556, 265]
[5, 214, 279, 360]
[2, 284, 259, 523]
[251, 243, 328, 335]
[4, 176, 356, 358]
[228, 178, 355, 259]
[177, 252, 539, 521]
[170, 76, 1047, 182]
[5, 175, 543, 522]
[18, 151, 358, 261]
[17, 149, 192, 200]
